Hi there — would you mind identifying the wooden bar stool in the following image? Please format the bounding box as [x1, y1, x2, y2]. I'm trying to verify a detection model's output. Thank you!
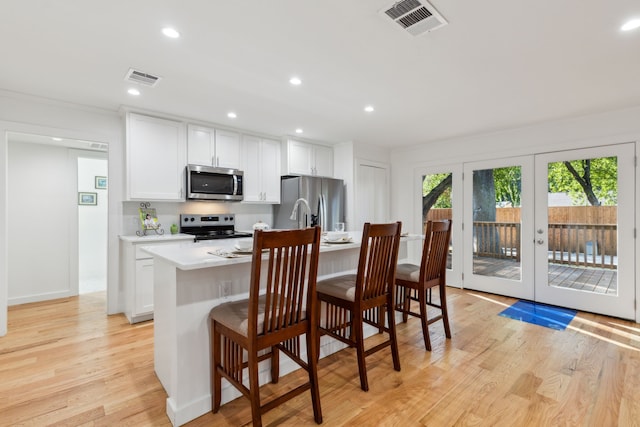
[395, 219, 452, 351]
[316, 222, 402, 392]
[209, 227, 323, 427]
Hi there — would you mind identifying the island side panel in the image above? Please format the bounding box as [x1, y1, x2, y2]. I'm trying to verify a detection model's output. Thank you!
[153, 260, 179, 424]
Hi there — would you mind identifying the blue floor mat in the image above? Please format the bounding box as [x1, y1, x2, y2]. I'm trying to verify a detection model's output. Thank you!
[499, 300, 576, 330]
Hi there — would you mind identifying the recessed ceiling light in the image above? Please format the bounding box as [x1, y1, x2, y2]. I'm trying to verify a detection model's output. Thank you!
[162, 27, 180, 38]
[127, 88, 140, 96]
[295, 128, 303, 134]
[52, 137, 62, 141]
[289, 77, 302, 86]
[621, 18, 640, 31]
[364, 105, 374, 113]
[227, 112, 237, 119]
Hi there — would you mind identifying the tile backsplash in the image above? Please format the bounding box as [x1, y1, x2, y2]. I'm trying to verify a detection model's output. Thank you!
[121, 201, 274, 235]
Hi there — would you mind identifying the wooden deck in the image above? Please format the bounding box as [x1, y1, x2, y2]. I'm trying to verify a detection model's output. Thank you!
[473, 256, 618, 294]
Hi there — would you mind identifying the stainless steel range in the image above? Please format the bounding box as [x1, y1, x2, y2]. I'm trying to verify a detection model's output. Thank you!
[180, 213, 253, 241]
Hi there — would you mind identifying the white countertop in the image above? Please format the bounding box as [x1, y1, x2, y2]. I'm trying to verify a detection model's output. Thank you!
[119, 233, 194, 243]
[140, 233, 421, 271]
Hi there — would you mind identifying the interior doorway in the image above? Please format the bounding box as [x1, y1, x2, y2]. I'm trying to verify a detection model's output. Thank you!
[7, 132, 108, 304]
[77, 154, 108, 294]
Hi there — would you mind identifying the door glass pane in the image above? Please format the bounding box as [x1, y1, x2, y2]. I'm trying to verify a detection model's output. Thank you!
[472, 166, 522, 280]
[422, 173, 452, 269]
[546, 156, 617, 294]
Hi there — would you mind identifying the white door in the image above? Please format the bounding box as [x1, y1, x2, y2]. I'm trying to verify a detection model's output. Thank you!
[534, 143, 635, 319]
[463, 156, 535, 299]
[356, 162, 389, 230]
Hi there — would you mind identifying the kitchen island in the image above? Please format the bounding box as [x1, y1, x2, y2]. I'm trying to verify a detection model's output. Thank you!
[142, 233, 416, 426]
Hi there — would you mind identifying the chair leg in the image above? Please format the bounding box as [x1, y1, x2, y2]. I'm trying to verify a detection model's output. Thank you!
[305, 331, 323, 424]
[440, 284, 452, 339]
[402, 286, 410, 323]
[248, 351, 263, 427]
[270, 345, 280, 383]
[353, 311, 369, 392]
[211, 320, 222, 413]
[418, 289, 432, 351]
[387, 298, 401, 372]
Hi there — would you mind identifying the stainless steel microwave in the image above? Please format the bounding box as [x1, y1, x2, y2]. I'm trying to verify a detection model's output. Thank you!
[186, 164, 244, 201]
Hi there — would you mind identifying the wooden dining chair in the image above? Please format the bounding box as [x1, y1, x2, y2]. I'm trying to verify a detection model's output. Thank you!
[316, 222, 402, 392]
[395, 219, 452, 351]
[209, 227, 323, 427]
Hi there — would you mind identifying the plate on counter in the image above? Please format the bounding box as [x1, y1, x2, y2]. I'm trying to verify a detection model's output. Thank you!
[208, 250, 240, 258]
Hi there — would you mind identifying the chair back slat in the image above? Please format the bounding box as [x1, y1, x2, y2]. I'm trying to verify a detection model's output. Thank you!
[357, 222, 402, 301]
[421, 220, 452, 284]
[250, 227, 321, 337]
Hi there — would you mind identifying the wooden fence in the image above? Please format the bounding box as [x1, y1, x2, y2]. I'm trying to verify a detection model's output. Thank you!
[426, 207, 618, 268]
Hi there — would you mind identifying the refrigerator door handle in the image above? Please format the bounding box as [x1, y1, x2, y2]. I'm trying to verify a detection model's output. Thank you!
[320, 194, 327, 231]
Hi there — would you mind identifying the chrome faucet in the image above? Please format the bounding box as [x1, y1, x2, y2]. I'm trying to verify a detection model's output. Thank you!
[290, 198, 311, 225]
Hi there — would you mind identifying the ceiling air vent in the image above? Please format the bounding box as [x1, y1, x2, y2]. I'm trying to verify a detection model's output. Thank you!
[124, 68, 162, 87]
[380, 0, 447, 36]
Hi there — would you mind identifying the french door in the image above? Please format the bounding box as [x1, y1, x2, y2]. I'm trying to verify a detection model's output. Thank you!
[534, 144, 635, 319]
[464, 144, 635, 319]
[463, 156, 535, 300]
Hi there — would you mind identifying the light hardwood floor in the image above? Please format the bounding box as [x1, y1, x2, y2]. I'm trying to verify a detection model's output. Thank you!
[1, 289, 639, 426]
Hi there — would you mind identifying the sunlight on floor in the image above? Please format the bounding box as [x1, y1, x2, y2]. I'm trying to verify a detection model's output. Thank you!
[466, 290, 640, 351]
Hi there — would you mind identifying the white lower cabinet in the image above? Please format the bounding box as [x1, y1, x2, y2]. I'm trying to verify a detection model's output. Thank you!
[120, 236, 192, 323]
[134, 258, 154, 318]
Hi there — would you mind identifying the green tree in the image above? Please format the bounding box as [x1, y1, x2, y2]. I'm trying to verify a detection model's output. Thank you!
[548, 157, 617, 206]
[493, 166, 521, 206]
[422, 173, 452, 219]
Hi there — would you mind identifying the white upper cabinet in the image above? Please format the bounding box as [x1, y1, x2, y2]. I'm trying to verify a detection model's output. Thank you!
[187, 125, 241, 169]
[313, 144, 333, 177]
[126, 112, 186, 201]
[242, 135, 281, 203]
[215, 129, 242, 169]
[285, 139, 333, 177]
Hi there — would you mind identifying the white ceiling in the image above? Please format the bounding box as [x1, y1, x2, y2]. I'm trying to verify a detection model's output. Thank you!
[1, 1, 639, 148]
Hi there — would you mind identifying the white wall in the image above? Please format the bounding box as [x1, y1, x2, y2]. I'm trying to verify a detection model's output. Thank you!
[7, 142, 76, 303]
[78, 155, 108, 290]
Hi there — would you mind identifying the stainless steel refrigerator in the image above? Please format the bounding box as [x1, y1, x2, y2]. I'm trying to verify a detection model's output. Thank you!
[274, 176, 345, 231]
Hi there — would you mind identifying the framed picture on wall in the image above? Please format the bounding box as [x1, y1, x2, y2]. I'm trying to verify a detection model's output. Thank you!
[95, 176, 107, 189]
[78, 192, 97, 205]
